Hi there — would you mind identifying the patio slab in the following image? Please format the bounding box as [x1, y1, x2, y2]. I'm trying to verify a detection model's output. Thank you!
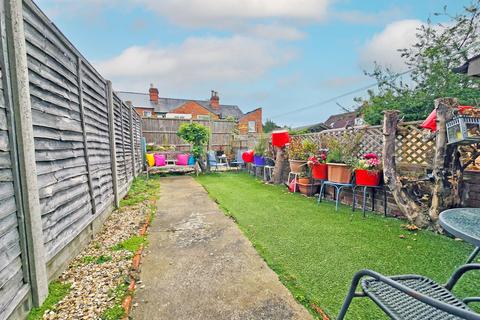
[131, 175, 312, 320]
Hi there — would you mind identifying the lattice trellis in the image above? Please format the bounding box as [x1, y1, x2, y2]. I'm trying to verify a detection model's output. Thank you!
[292, 121, 436, 165]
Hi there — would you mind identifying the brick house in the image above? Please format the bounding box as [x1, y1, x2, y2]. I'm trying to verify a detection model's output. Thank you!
[117, 86, 263, 134]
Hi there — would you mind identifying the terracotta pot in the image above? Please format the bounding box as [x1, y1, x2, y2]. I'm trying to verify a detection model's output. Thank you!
[298, 177, 310, 184]
[298, 183, 319, 196]
[327, 163, 352, 184]
[312, 163, 328, 180]
[289, 160, 307, 173]
[355, 169, 382, 186]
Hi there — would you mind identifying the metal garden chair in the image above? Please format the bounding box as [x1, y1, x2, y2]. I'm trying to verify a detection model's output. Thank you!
[338, 264, 480, 320]
[207, 151, 228, 171]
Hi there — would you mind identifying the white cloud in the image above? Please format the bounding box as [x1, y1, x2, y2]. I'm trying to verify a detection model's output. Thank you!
[246, 24, 306, 41]
[95, 35, 296, 91]
[333, 7, 405, 25]
[136, 0, 330, 28]
[360, 19, 423, 71]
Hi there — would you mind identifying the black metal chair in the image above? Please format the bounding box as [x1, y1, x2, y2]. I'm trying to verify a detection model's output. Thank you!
[338, 264, 480, 320]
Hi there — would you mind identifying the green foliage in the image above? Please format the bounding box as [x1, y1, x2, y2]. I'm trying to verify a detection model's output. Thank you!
[287, 139, 318, 160]
[112, 235, 147, 253]
[82, 255, 95, 264]
[120, 175, 160, 207]
[27, 282, 71, 320]
[96, 255, 113, 264]
[177, 123, 210, 160]
[263, 119, 280, 133]
[101, 282, 129, 320]
[196, 173, 479, 319]
[253, 135, 269, 156]
[358, 2, 480, 125]
[325, 132, 363, 164]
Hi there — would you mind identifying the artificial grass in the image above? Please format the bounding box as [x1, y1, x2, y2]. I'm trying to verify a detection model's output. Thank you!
[196, 173, 479, 319]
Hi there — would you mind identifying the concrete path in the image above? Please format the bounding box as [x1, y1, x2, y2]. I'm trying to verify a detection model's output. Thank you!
[132, 176, 312, 320]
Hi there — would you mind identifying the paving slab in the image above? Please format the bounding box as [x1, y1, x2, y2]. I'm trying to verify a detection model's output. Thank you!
[131, 175, 312, 320]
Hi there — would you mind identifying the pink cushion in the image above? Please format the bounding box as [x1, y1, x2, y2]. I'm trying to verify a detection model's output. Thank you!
[154, 154, 165, 166]
[176, 154, 189, 166]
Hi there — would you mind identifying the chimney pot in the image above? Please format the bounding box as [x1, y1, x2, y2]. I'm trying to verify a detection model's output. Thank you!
[210, 90, 220, 110]
[149, 85, 159, 104]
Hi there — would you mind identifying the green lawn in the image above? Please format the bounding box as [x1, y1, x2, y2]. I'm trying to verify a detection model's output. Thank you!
[196, 173, 479, 319]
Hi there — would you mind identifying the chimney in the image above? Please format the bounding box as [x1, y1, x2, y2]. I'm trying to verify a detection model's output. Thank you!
[149, 84, 159, 104]
[210, 90, 220, 110]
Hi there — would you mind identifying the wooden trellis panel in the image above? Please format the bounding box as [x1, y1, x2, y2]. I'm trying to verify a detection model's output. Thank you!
[292, 121, 436, 165]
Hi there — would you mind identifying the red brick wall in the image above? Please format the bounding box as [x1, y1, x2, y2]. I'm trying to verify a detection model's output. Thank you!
[171, 101, 219, 120]
[238, 108, 262, 134]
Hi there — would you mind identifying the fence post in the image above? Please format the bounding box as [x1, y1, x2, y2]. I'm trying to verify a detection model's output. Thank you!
[4, 0, 48, 306]
[127, 102, 136, 177]
[106, 81, 119, 207]
[77, 57, 96, 214]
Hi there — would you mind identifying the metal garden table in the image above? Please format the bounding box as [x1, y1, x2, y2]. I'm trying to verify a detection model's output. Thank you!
[318, 181, 355, 211]
[440, 208, 480, 264]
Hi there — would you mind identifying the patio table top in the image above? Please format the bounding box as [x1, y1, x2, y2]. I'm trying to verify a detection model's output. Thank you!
[439, 208, 480, 247]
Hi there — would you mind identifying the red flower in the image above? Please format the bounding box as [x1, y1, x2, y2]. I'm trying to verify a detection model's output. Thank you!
[363, 153, 378, 160]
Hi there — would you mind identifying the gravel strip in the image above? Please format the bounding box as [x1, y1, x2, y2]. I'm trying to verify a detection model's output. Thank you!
[43, 202, 149, 320]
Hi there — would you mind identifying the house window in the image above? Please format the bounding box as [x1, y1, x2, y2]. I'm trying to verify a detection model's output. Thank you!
[197, 115, 211, 120]
[248, 121, 256, 133]
[144, 110, 152, 117]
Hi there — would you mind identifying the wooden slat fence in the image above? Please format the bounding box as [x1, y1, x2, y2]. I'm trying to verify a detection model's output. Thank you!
[142, 118, 237, 151]
[0, 1, 143, 319]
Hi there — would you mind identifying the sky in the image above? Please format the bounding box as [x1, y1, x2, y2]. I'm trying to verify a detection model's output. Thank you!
[35, 0, 470, 127]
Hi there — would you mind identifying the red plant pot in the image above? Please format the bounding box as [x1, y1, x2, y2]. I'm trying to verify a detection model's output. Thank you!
[271, 130, 290, 147]
[355, 169, 381, 186]
[311, 163, 328, 180]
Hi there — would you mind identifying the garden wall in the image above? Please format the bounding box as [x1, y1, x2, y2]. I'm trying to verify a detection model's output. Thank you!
[0, 1, 142, 319]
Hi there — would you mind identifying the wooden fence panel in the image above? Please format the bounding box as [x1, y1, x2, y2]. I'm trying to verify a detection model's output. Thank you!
[142, 118, 237, 151]
[24, 5, 94, 260]
[81, 63, 114, 214]
[0, 66, 29, 320]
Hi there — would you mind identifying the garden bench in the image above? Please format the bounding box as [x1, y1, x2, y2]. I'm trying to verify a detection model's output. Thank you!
[338, 264, 480, 320]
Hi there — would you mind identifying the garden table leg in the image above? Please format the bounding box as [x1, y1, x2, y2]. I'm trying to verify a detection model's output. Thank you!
[335, 186, 342, 211]
[318, 183, 325, 204]
[363, 187, 368, 217]
[383, 187, 387, 217]
[466, 247, 480, 264]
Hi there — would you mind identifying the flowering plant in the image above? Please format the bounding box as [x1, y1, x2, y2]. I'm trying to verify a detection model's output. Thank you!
[354, 153, 382, 171]
[307, 152, 327, 167]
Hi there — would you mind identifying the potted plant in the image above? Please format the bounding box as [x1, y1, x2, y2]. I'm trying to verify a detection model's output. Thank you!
[307, 150, 328, 180]
[253, 135, 268, 166]
[325, 132, 362, 184]
[354, 153, 382, 186]
[297, 172, 319, 196]
[287, 139, 317, 173]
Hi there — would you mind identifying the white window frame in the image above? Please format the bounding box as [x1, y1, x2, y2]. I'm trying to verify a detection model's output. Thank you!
[197, 115, 211, 120]
[248, 121, 256, 133]
[144, 110, 152, 117]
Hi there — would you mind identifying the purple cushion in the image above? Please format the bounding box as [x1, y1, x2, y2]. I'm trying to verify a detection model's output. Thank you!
[177, 154, 189, 166]
[154, 154, 165, 166]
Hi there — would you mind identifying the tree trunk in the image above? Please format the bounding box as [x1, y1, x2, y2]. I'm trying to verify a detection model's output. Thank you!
[428, 98, 459, 226]
[382, 110, 430, 227]
[273, 146, 288, 184]
[197, 154, 207, 173]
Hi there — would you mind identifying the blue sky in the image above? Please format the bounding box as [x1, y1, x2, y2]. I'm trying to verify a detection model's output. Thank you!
[35, 0, 468, 127]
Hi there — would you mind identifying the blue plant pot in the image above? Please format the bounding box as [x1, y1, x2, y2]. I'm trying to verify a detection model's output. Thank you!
[253, 155, 266, 166]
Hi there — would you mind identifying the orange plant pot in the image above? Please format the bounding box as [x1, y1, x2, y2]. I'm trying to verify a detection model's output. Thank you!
[289, 160, 307, 173]
[327, 163, 352, 184]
